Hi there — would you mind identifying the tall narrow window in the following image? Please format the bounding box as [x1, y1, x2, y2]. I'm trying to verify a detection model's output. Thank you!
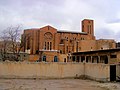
[47, 42, 49, 50]
[90, 25, 91, 34]
[50, 42, 52, 50]
[27, 37, 30, 49]
[87, 25, 89, 33]
[44, 42, 46, 50]
[66, 46, 68, 53]
[76, 42, 78, 52]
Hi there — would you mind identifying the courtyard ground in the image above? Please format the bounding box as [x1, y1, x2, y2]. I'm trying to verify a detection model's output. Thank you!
[0, 79, 119, 90]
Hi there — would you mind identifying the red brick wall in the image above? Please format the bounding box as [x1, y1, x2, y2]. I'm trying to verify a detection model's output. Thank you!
[22, 19, 116, 62]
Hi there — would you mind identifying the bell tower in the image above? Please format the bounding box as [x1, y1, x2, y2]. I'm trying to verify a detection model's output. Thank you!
[82, 19, 94, 36]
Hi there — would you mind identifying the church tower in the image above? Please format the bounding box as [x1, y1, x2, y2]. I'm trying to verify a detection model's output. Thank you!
[82, 19, 94, 36]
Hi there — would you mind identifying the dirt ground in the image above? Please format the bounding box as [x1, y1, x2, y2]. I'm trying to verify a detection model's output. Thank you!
[0, 79, 119, 90]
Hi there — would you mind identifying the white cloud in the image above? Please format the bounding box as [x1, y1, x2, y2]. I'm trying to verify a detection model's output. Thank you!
[0, 0, 120, 41]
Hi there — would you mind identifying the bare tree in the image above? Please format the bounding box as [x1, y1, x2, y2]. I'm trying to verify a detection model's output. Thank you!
[0, 25, 32, 61]
[0, 25, 22, 61]
[0, 31, 10, 61]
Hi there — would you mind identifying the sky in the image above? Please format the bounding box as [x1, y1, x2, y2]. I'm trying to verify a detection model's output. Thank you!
[0, 0, 120, 41]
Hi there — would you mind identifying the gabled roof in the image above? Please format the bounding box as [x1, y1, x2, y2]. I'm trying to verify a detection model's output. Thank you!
[24, 25, 87, 35]
[24, 25, 57, 31]
[40, 25, 57, 30]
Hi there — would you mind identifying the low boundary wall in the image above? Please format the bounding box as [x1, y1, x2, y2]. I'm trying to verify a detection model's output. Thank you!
[0, 62, 84, 79]
[0, 62, 110, 81]
[85, 63, 110, 81]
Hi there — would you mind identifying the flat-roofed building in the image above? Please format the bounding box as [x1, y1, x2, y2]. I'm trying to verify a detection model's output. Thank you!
[72, 48, 120, 64]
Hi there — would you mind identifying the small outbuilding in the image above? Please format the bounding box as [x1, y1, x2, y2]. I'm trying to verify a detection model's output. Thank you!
[72, 48, 120, 64]
[72, 49, 120, 81]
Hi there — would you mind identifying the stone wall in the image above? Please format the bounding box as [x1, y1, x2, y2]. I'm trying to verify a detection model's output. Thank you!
[116, 64, 120, 77]
[0, 62, 83, 79]
[85, 63, 110, 81]
[0, 62, 110, 81]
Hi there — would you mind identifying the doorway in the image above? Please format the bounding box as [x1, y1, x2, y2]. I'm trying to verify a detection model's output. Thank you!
[110, 65, 116, 81]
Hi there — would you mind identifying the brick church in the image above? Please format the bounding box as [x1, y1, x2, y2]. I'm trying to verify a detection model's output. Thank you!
[22, 19, 116, 62]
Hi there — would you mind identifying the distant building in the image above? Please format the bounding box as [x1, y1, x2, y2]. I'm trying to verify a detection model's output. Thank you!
[0, 52, 28, 61]
[116, 42, 120, 48]
[22, 19, 116, 62]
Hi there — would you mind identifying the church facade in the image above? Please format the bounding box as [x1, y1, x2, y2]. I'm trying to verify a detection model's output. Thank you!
[22, 19, 116, 62]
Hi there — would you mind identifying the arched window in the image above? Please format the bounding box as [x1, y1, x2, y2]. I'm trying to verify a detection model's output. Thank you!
[54, 56, 58, 62]
[42, 56, 46, 62]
